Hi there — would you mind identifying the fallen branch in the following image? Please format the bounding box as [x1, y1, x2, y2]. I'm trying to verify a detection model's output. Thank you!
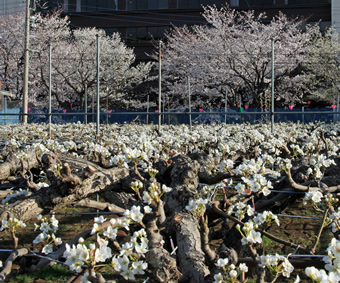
[0, 248, 29, 283]
[76, 198, 125, 213]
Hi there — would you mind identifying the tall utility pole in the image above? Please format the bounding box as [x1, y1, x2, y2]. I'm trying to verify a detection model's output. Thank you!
[271, 37, 275, 134]
[22, 0, 30, 124]
[96, 34, 100, 136]
[158, 40, 162, 131]
[187, 76, 192, 130]
[48, 43, 52, 136]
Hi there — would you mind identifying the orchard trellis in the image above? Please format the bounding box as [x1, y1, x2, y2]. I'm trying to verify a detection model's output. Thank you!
[0, 121, 340, 282]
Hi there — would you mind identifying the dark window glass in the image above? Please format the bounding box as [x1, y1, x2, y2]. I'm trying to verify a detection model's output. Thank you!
[159, 0, 168, 9]
[127, 0, 136, 10]
[169, 0, 178, 8]
[178, 0, 189, 8]
[148, 0, 158, 9]
[137, 0, 148, 9]
[201, 0, 220, 6]
[84, 0, 96, 11]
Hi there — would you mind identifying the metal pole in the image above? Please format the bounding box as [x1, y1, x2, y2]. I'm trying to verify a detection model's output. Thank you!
[158, 40, 162, 131]
[92, 88, 94, 123]
[106, 93, 109, 125]
[302, 106, 304, 124]
[271, 37, 275, 134]
[96, 34, 100, 136]
[22, 0, 30, 124]
[4, 96, 7, 125]
[146, 94, 149, 124]
[188, 76, 192, 130]
[337, 94, 339, 123]
[48, 43, 52, 136]
[224, 89, 228, 124]
[168, 97, 170, 124]
[162, 95, 165, 124]
[85, 84, 87, 124]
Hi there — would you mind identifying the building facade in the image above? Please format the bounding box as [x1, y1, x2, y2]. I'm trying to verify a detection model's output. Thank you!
[0, 0, 25, 15]
[47, 0, 333, 59]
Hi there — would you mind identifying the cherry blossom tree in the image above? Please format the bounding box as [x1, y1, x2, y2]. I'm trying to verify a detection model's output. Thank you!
[49, 27, 152, 109]
[158, 5, 320, 108]
[28, 11, 71, 108]
[0, 11, 152, 109]
[302, 28, 340, 104]
[0, 13, 25, 96]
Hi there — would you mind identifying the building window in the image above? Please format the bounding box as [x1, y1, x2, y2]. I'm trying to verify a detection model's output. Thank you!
[230, 0, 239, 7]
[63, 0, 69, 12]
[136, 0, 148, 9]
[76, 0, 81, 12]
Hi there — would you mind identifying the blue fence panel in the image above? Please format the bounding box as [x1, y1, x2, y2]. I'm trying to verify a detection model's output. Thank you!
[1, 107, 338, 125]
[0, 108, 20, 124]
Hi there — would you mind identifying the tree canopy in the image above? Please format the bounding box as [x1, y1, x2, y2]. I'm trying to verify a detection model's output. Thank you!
[0, 11, 152, 109]
[157, 5, 337, 109]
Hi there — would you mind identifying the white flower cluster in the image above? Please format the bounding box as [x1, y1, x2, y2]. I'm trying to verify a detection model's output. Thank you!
[2, 189, 29, 204]
[305, 266, 338, 283]
[5, 138, 21, 149]
[330, 207, 340, 233]
[131, 180, 143, 193]
[235, 158, 266, 177]
[276, 158, 293, 172]
[110, 154, 127, 167]
[124, 205, 145, 223]
[260, 254, 294, 278]
[0, 217, 26, 231]
[33, 214, 62, 254]
[307, 154, 336, 180]
[290, 144, 304, 157]
[185, 198, 208, 216]
[219, 159, 234, 172]
[142, 183, 172, 205]
[112, 228, 148, 280]
[65, 213, 149, 282]
[320, 238, 340, 281]
[303, 191, 323, 205]
[253, 211, 280, 227]
[214, 257, 248, 283]
[235, 174, 273, 196]
[13, 150, 28, 160]
[145, 167, 159, 178]
[63, 235, 111, 274]
[227, 201, 254, 220]
[236, 211, 279, 245]
[31, 142, 50, 154]
[91, 215, 129, 235]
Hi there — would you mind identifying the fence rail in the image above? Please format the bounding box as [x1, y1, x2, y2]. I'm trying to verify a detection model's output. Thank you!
[0, 108, 339, 134]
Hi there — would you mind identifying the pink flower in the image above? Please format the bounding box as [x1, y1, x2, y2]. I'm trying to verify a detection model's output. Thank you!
[108, 110, 112, 113]
[199, 108, 203, 112]
[63, 109, 67, 113]
[245, 105, 249, 110]
[288, 105, 293, 110]
[331, 104, 336, 109]
[155, 110, 159, 113]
